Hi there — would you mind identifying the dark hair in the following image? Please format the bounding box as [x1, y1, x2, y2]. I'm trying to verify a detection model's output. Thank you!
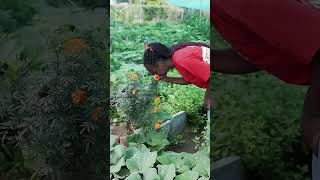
[143, 42, 210, 65]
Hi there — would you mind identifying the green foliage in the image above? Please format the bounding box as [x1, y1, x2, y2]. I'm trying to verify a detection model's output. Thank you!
[110, 19, 210, 67]
[159, 71, 207, 129]
[0, 0, 36, 32]
[46, 0, 106, 8]
[110, 16, 210, 180]
[0, 7, 108, 179]
[0, 144, 33, 180]
[212, 32, 311, 179]
[110, 134, 210, 180]
[182, 13, 210, 40]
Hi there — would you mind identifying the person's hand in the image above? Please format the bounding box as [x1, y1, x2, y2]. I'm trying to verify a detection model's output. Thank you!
[160, 75, 168, 81]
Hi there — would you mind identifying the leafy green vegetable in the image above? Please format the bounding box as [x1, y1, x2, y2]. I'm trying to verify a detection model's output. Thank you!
[110, 144, 126, 165]
[126, 133, 146, 144]
[142, 168, 160, 180]
[113, 168, 130, 179]
[198, 177, 209, 180]
[157, 164, 176, 180]
[192, 155, 210, 177]
[125, 172, 142, 180]
[110, 157, 126, 174]
[145, 130, 170, 151]
[177, 165, 190, 174]
[126, 151, 157, 173]
[157, 152, 184, 169]
[182, 153, 197, 168]
[175, 171, 199, 180]
[110, 135, 118, 149]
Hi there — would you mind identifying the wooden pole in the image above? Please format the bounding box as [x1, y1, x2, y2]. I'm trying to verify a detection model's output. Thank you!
[140, 0, 142, 22]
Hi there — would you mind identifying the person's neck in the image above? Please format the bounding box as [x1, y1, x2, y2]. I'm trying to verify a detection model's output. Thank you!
[166, 58, 175, 69]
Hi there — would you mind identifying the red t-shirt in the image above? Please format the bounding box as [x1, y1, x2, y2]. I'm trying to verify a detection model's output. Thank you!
[212, 0, 320, 85]
[211, 0, 320, 155]
[172, 46, 210, 88]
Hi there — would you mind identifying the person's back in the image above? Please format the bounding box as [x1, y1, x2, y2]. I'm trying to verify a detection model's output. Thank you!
[211, 0, 320, 179]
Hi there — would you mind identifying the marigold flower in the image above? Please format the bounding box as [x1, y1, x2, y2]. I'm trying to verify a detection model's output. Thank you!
[132, 90, 138, 95]
[63, 37, 87, 56]
[152, 106, 159, 113]
[154, 97, 161, 104]
[71, 89, 87, 105]
[92, 107, 103, 122]
[156, 119, 161, 123]
[154, 74, 160, 81]
[129, 73, 138, 80]
[155, 122, 161, 130]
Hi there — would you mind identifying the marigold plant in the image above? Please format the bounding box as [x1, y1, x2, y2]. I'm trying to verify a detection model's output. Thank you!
[154, 74, 160, 81]
[152, 106, 159, 113]
[91, 107, 103, 122]
[63, 37, 87, 56]
[71, 89, 87, 105]
[154, 97, 161, 104]
[129, 73, 138, 80]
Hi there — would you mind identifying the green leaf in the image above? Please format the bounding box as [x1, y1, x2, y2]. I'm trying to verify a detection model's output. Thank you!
[156, 112, 172, 120]
[177, 165, 190, 174]
[182, 153, 197, 168]
[126, 151, 157, 173]
[175, 171, 199, 180]
[128, 143, 150, 153]
[113, 168, 130, 179]
[145, 131, 169, 151]
[123, 147, 139, 160]
[110, 157, 126, 174]
[142, 168, 160, 180]
[125, 172, 142, 180]
[126, 132, 146, 144]
[157, 164, 176, 180]
[157, 152, 184, 169]
[198, 177, 209, 180]
[110, 135, 118, 148]
[111, 144, 126, 165]
[192, 155, 210, 177]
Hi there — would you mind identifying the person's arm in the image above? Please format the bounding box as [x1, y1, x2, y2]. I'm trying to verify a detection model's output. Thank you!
[160, 76, 191, 85]
[212, 48, 261, 74]
[301, 50, 320, 156]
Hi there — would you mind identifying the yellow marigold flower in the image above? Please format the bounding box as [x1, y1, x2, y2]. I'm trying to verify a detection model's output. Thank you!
[154, 74, 160, 81]
[152, 106, 159, 113]
[92, 107, 103, 122]
[132, 90, 137, 95]
[129, 73, 138, 80]
[156, 119, 161, 123]
[154, 97, 161, 104]
[71, 89, 87, 105]
[63, 37, 87, 56]
[155, 122, 161, 130]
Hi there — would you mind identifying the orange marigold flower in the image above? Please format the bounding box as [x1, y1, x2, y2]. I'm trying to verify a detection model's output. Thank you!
[63, 37, 87, 56]
[152, 106, 159, 113]
[129, 73, 138, 80]
[71, 89, 87, 105]
[154, 74, 160, 81]
[132, 90, 138, 95]
[155, 122, 161, 130]
[154, 97, 161, 104]
[92, 107, 103, 122]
